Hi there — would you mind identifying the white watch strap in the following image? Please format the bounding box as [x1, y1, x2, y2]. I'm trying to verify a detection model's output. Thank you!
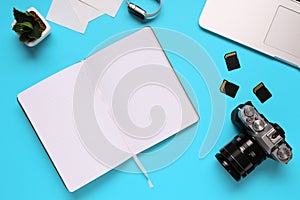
[126, 0, 162, 19]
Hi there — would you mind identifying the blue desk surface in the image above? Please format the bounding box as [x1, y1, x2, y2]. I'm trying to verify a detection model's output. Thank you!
[2, 0, 300, 199]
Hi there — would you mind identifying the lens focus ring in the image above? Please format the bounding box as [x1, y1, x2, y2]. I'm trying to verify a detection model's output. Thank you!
[215, 134, 267, 181]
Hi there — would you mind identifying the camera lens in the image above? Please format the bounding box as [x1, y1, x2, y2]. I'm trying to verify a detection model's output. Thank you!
[216, 134, 267, 181]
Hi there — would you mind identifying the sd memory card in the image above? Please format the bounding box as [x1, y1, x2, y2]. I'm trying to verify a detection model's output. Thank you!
[220, 80, 239, 98]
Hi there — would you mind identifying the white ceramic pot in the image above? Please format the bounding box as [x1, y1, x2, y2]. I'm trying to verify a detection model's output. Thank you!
[12, 7, 51, 47]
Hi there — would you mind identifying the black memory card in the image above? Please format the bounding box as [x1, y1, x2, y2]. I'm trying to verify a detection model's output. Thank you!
[220, 80, 239, 98]
[224, 51, 241, 71]
[253, 82, 272, 103]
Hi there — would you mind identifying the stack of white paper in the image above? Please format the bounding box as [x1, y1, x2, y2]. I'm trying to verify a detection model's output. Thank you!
[46, 0, 123, 33]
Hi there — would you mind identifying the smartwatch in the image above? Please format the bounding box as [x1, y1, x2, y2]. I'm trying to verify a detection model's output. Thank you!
[126, 0, 162, 20]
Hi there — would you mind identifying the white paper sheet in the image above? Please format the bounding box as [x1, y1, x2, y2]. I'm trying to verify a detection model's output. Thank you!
[81, 0, 123, 17]
[47, 0, 123, 34]
[71, 0, 104, 24]
[47, 0, 86, 33]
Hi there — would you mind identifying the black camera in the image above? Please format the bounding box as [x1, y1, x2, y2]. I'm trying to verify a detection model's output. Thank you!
[216, 101, 292, 181]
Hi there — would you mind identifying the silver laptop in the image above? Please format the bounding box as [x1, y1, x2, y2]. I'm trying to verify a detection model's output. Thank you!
[199, 0, 300, 68]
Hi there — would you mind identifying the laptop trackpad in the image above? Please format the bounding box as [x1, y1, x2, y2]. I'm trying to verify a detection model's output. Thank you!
[265, 6, 300, 58]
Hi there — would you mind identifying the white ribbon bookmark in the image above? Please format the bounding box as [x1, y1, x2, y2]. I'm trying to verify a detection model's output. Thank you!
[133, 155, 154, 188]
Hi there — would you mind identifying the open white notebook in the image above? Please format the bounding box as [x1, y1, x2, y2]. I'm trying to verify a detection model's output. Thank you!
[18, 27, 199, 192]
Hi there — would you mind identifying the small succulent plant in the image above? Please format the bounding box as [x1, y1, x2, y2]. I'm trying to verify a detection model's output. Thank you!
[12, 8, 44, 43]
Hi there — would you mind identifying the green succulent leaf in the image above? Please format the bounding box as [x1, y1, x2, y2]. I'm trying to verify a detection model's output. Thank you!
[28, 24, 42, 39]
[13, 8, 35, 23]
[19, 33, 30, 42]
[13, 22, 33, 32]
[21, 22, 33, 29]
[12, 23, 32, 34]
[31, 20, 40, 29]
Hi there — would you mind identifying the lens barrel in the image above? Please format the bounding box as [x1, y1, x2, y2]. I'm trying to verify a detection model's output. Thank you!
[216, 133, 267, 181]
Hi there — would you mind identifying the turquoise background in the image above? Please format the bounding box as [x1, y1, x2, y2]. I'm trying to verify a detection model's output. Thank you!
[1, 0, 300, 199]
